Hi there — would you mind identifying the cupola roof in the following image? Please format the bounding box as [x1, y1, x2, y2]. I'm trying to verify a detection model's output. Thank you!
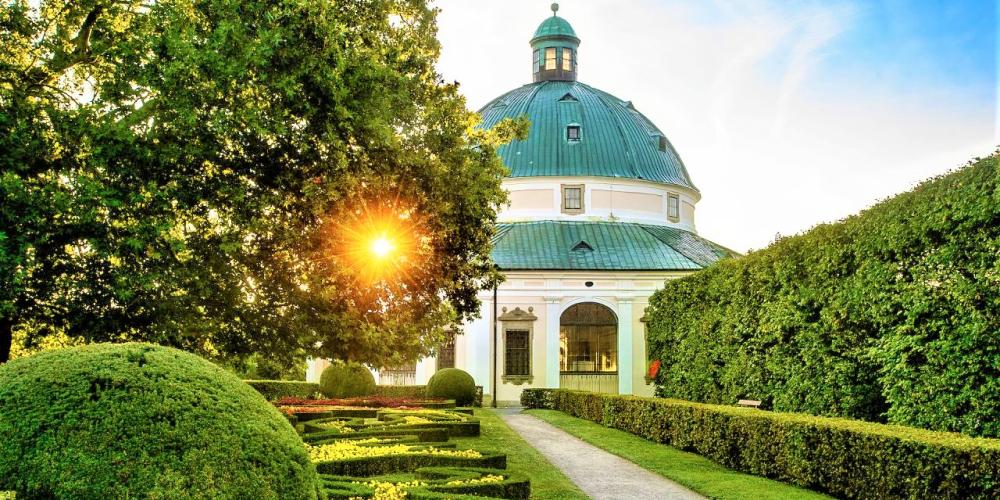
[531, 3, 579, 43]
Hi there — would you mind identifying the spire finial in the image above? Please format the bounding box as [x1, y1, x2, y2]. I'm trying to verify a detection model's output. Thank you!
[551, 3, 559, 16]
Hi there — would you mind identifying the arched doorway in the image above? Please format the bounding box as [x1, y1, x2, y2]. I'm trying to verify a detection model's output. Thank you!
[559, 302, 618, 393]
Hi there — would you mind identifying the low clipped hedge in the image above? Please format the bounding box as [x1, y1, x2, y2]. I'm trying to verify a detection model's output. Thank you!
[522, 389, 1000, 499]
[0, 343, 319, 499]
[245, 379, 320, 400]
[645, 153, 1000, 436]
[305, 427, 450, 445]
[320, 467, 529, 499]
[375, 385, 484, 407]
[314, 452, 507, 476]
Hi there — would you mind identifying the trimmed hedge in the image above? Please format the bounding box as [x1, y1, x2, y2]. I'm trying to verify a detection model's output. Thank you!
[320, 361, 376, 398]
[523, 389, 1000, 499]
[646, 153, 1000, 436]
[245, 379, 320, 400]
[320, 467, 529, 499]
[314, 452, 507, 476]
[375, 385, 484, 407]
[305, 427, 450, 444]
[427, 368, 477, 406]
[0, 343, 319, 499]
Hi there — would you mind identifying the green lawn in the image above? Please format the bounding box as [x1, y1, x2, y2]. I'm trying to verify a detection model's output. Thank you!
[526, 409, 831, 500]
[452, 409, 588, 500]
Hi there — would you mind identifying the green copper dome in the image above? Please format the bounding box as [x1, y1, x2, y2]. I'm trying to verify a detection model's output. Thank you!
[532, 15, 578, 43]
[478, 81, 697, 189]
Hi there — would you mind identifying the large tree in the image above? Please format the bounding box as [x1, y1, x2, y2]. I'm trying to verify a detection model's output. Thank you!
[0, 0, 525, 366]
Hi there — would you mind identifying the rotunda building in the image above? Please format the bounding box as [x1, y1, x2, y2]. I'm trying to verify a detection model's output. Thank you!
[308, 5, 735, 404]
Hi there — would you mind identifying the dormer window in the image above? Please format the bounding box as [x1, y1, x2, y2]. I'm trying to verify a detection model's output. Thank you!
[562, 184, 584, 214]
[566, 125, 581, 142]
[545, 47, 557, 70]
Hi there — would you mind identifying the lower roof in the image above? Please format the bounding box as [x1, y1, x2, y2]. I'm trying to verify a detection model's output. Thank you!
[492, 221, 737, 271]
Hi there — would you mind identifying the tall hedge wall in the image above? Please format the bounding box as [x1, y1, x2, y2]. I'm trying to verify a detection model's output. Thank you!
[646, 153, 1000, 437]
[522, 389, 1000, 499]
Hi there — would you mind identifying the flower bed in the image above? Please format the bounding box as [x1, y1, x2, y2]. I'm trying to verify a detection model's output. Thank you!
[276, 396, 452, 409]
[299, 407, 525, 497]
[319, 467, 530, 499]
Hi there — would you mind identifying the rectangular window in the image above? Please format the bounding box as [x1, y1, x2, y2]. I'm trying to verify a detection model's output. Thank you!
[668, 194, 680, 221]
[505, 329, 530, 376]
[567, 125, 581, 141]
[562, 48, 572, 71]
[533, 49, 540, 72]
[545, 47, 557, 70]
[562, 184, 583, 213]
[437, 331, 455, 370]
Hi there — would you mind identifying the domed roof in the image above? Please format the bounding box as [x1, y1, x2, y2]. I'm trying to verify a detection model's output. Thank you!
[478, 81, 697, 190]
[532, 15, 577, 42]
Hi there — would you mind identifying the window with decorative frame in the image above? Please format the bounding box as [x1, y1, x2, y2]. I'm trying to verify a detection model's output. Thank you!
[498, 306, 537, 384]
[562, 184, 584, 214]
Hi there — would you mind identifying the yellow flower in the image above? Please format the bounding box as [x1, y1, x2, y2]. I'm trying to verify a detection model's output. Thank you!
[306, 441, 482, 462]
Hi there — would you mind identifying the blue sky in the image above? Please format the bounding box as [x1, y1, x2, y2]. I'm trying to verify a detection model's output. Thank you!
[435, 0, 997, 251]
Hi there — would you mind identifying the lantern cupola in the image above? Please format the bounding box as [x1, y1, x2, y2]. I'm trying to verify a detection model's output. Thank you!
[531, 3, 580, 82]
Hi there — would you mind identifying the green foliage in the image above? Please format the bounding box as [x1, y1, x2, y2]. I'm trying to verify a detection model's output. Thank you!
[520, 388, 555, 409]
[315, 452, 507, 477]
[645, 153, 1000, 436]
[0, 342, 319, 498]
[535, 389, 1000, 499]
[427, 368, 477, 406]
[0, 0, 528, 365]
[320, 361, 377, 398]
[246, 379, 321, 400]
[527, 409, 829, 500]
[374, 385, 429, 398]
[319, 467, 530, 499]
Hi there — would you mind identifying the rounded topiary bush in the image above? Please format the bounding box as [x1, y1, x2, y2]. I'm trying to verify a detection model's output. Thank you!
[319, 360, 376, 398]
[0, 342, 319, 499]
[426, 368, 477, 406]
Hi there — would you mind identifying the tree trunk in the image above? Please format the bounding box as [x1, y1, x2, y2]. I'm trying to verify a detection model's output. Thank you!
[0, 316, 12, 364]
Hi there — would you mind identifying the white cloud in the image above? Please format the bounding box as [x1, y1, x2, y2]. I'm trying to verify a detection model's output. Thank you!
[434, 0, 996, 252]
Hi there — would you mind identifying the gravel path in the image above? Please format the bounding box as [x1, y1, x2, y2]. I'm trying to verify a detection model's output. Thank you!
[499, 410, 705, 500]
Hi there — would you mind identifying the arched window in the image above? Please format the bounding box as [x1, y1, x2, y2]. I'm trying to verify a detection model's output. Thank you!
[560, 303, 617, 373]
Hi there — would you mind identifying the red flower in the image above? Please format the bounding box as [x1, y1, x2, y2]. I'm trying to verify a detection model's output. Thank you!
[647, 360, 661, 379]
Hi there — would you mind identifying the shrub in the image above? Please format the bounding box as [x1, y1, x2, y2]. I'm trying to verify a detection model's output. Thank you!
[375, 385, 484, 407]
[539, 389, 1000, 499]
[645, 153, 1000, 436]
[319, 361, 376, 398]
[520, 388, 554, 409]
[245, 380, 320, 400]
[426, 368, 477, 406]
[313, 451, 506, 476]
[0, 342, 319, 499]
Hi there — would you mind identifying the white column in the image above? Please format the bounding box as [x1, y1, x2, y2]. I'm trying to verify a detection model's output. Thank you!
[617, 298, 634, 395]
[466, 297, 491, 389]
[545, 297, 561, 388]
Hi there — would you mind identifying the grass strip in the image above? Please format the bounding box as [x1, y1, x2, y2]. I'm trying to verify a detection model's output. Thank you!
[452, 409, 587, 500]
[526, 409, 831, 500]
